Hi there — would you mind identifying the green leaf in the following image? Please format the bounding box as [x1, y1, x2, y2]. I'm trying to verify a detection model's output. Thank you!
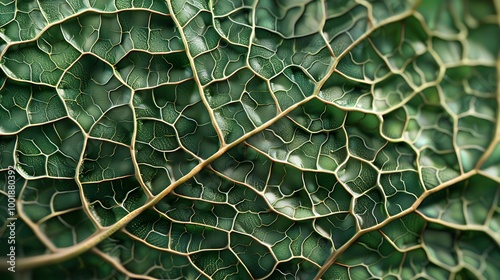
[0, 0, 499, 279]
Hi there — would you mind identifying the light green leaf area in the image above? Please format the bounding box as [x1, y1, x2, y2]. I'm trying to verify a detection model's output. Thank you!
[0, 0, 499, 279]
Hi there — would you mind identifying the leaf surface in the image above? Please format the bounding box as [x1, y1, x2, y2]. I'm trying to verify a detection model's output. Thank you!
[0, 0, 499, 279]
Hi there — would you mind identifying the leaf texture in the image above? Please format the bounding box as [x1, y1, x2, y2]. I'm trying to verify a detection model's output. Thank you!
[0, 0, 499, 279]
